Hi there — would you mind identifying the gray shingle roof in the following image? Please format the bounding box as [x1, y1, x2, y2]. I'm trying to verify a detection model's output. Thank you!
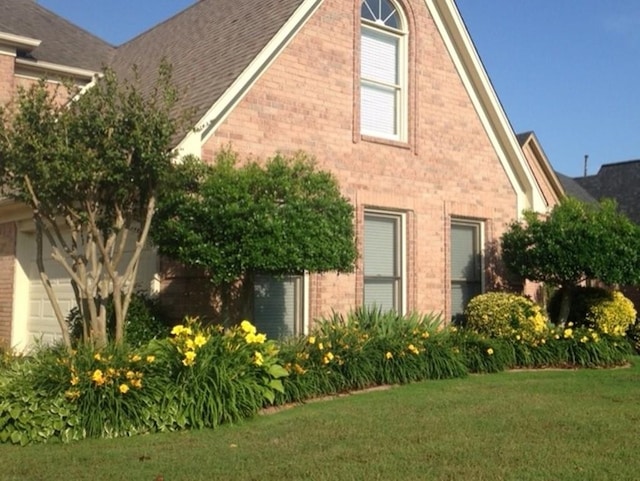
[2, 0, 308, 141]
[554, 172, 596, 204]
[109, 0, 306, 137]
[0, 0, 114, 71]
[574, 160, 640, 223]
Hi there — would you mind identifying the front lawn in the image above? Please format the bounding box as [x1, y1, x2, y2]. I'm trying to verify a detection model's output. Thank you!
[2, 359, 639, 481]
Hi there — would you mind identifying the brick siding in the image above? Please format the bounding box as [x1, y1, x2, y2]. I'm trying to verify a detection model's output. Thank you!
[159, 0, 520, 325]
[0, 222, 16, 343]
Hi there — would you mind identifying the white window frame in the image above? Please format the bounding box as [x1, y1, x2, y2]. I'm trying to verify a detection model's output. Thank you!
[360, 0, 408, 142]
[363, 210, 407, 314]
[450, 219, 484, 321]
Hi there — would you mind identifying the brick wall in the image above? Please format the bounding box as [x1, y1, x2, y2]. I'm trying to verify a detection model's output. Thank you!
[173, 0, 519, 323]
[0, 222, 16, 343]
[0, 53, 15, 107]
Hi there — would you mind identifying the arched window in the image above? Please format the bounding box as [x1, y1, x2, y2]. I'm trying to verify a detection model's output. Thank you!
[360, 0, 408, 141]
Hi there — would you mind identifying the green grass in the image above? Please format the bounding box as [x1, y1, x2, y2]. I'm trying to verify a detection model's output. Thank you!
[2, 360, 640, 481]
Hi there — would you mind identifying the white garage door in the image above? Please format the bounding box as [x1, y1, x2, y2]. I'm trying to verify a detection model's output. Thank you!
[19, 230, 158, 347]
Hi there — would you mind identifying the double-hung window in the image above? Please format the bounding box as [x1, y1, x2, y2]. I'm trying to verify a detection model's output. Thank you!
[450, 221, 483, 321]
[363, 211, 405, 313]
[360, 0, 408, 141]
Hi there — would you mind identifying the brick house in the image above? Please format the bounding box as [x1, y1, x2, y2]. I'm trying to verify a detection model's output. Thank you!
[0, 0, 563, 348]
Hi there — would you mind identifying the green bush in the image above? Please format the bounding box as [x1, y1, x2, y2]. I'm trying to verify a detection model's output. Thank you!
[66, 291, 172, 346]
[464, 292, 547, 340]
[626, 320, 640, 354]
[586, 291, 636, 336]
[548, 287, 636, 336]
[548, 286, 609, 326]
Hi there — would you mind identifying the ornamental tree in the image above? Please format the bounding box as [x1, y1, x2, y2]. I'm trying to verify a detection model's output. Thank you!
[0, 65, 186, 347]
[500, 197, 640, 325]
[152, 150, 357, 317]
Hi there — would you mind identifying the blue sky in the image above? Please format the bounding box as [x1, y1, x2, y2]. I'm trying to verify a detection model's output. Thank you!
[37, 0, 640, 177]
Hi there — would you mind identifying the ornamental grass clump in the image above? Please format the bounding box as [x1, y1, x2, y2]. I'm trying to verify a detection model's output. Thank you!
[464, 292, 548, 341]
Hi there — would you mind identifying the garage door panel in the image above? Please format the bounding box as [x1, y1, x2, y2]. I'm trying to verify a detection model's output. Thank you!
[20, 231, 157, 348]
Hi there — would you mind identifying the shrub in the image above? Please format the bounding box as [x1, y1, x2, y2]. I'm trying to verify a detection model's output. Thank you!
[626, 320, 640, 354]
[586, 291, 636, 336]
[548, 287, 636, 336]
[464, 292, 547, 340]
[547, 286, 609, 326]
[66, 291, 172, 346]
[0, 354, 82, 445]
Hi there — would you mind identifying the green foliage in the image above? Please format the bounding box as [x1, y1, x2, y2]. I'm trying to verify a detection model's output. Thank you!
[626, 321, 640, 354]
[277, 308, 467, 404]
[464, 292, 548, 340]
[0, 64, 187, 346]
[549, 287, 636, 336]
[0, 310, 631, 446]
[66, 291, 172, 346]
[0, 354, 82, 445]
[547, 286, 608, 325]
[152, 150, 357, 285]
[155, 318, 287, 429]
[501, 198, 640, 288]
[586, 291, 636, 336]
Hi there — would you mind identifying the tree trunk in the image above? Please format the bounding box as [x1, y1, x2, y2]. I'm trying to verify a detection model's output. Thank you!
[557, 285, 573, 326]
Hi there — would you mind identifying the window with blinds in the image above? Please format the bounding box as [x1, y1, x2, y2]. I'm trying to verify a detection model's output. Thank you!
[450, 221, 483, 321]
[364, 212, 403, 312]
[253, 274, 303, 340]
[360, 0, 407, 141]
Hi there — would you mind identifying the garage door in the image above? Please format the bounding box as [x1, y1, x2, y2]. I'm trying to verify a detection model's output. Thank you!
[19, 231, 157, 347]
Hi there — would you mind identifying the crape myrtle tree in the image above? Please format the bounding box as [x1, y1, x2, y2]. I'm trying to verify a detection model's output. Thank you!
[0, 64, 186, 347]
[500, 197, 640, 325]
[151, 150, 357, 320]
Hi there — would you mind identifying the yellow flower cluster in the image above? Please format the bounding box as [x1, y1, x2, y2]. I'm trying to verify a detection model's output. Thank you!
[586, 291, 636, 336]
[240, 320, 267, 344]
[322, 352, 335, 364]
[88, 366, 145, 394]
[171, 317, 210, 366]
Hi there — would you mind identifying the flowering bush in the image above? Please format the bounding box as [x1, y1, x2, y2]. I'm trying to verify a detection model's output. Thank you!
[464, 292, 548, 340]
[585, 291, 636, 336]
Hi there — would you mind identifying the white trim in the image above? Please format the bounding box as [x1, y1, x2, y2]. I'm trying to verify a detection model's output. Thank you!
[15, 58, 98, 81]
[302, 271, 310, 335]
[424, 0, 547, 216]
[11, 231, 31, 352]
[363, 208, 407, 315]
[175, 0, 324, 157]
[450, 218, 484, 319]
[0, 32, 41, 51]
[360, 1, 409, 142]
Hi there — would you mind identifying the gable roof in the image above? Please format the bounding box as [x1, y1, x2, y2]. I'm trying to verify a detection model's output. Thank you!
[0, 0, 113, 71]
[515, 131, 565, 206]
[0, 0, 560, 217]
[574, 160, 640, 223]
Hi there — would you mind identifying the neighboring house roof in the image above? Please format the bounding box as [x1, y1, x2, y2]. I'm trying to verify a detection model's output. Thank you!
[110, 0, 307, 140]
[554, 172, 596, 204]
[574, 160, 640, 223]
[0, 0, 114, 71]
